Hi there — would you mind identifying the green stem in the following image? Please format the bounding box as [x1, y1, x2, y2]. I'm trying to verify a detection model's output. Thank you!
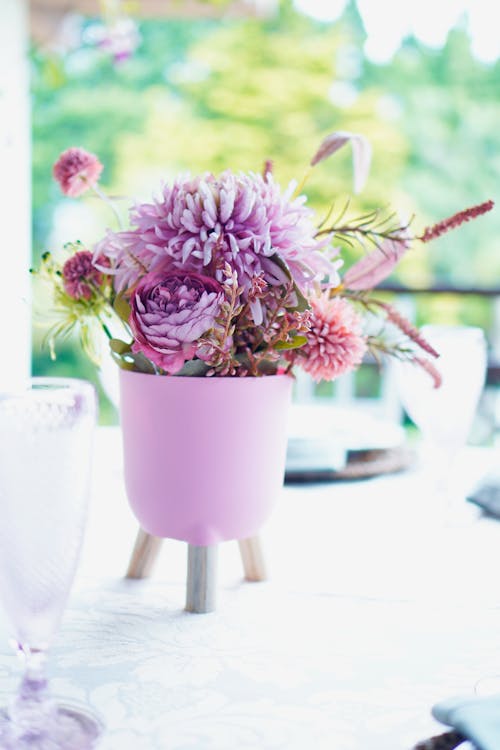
[100, 319, 113, 340]
[292, 166, 312, 199]
[220, 280, 240, 347]
[251, 287, 290, 354]
[92, 184, 124, 230]
[315, 223, 410, 243]
[89, 282, 133, 340]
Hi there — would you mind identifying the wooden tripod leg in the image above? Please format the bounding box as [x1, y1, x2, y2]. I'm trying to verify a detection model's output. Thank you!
[238, 536, 267, 582]
[126, 528, 163, 579]
[185, 544, 218, 613]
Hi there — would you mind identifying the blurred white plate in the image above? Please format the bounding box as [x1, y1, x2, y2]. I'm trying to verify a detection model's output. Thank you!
[286, 437, 346, 473]
[287, 403, 405, 452]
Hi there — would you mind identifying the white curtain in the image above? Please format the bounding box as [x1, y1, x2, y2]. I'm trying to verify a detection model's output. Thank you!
[0, 0, 31, 389]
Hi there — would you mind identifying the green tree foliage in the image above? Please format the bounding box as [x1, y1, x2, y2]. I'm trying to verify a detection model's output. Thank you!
[32, 3, 408, 256]
[361, 26, 500, 286]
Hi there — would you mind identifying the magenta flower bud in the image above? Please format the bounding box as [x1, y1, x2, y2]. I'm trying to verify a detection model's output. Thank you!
[53, 147, 103, 197]
[130, 271, 223, 374]
[62, 250, 102, 300]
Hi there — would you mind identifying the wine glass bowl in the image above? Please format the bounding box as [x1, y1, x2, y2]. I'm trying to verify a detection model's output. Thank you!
[0, 378, 102, 748]
[393, 325, 487, 452]
[392, 325, 487, 519]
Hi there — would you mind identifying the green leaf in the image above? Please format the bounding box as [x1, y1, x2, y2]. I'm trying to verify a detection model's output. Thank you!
[266, 253, 309, 313]
[257, 359, 279, 375]
[109, 338, 132, 355]
[274, 335, 308, 351]
[109, 349, 157, 374]
[268, 252, 292, 280]
[287, 284, 309, 313]
[121, 351, 157, 374]
[113, 294, 131, 323]
[235, 352, 279, 376]
[174, 359, 210, 377]
[110, 351, 136, 371]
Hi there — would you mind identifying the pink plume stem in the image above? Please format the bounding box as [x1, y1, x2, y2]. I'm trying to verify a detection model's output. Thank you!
[413, 356, 443, 389]
[378, 302, 439, 359]
[419, 200, 494, 243]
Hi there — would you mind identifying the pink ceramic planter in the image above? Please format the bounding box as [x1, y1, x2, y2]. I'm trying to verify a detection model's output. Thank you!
[119, 371, 293, 546]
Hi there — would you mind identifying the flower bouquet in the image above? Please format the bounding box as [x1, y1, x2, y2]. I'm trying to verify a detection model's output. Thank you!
[35, 134, 493, 610]
[40, 135, 492, 386]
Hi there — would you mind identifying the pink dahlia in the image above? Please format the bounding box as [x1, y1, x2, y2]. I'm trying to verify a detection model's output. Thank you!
[62, 250, 102, 300]
[95, 171, 341, 299]
[53, 147, 103, 197]
[298, 294, 367, 382]
[130, 271, 223, 374]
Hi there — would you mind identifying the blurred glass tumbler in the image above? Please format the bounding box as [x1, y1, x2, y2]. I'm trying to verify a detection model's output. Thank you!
[0, 379, 102, 749]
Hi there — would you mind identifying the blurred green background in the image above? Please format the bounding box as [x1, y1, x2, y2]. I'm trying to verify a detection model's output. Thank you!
[31, 0, 499, 421]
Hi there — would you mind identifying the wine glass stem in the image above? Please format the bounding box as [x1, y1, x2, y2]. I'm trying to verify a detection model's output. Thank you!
[9, 647, 54, 735]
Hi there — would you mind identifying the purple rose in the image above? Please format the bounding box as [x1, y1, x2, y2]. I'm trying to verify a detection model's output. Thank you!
[130, 271, 223, 374]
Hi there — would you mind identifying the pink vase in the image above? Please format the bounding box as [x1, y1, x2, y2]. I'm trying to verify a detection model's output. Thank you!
[119, 370, 292, 546]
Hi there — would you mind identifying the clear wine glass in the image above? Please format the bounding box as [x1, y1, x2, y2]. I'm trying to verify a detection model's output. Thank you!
[392, 325, 487, 520]
[0, 378, 102, 749]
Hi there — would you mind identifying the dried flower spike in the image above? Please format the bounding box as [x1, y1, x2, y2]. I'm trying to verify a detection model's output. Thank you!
[378, 302, 439, 359]
[419, 200, 494, 243]
[413, 356, 443, 389]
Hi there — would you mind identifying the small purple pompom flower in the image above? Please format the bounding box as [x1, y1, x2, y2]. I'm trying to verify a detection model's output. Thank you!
[53, 147, 103, 197]
[62, 250, 102, 300]
[130, 271, 223, 374]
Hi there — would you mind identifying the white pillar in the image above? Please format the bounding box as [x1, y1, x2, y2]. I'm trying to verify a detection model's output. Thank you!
[0, 0, 31, 389]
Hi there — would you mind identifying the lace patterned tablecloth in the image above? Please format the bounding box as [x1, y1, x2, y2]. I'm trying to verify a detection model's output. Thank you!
[2, 580, 500, 750]
[0, 429, 499, 749]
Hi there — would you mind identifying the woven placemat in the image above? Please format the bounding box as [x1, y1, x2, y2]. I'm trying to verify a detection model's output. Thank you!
[284, 445, 415, 484]
[412, 730, 468, 749]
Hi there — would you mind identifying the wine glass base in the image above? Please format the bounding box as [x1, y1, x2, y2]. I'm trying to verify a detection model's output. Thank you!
[0, 702, 102, 749]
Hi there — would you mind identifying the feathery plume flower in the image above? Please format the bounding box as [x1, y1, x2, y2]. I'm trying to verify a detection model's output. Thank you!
[296, 294, 367, 382]
[129, 271, 223, 374]
[419, 200, 494, 243]
[62, 250, 102, 300]
[53, 147, 103, 197]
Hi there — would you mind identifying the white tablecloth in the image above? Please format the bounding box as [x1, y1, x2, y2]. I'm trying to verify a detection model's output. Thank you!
[1, 428, 500, 749]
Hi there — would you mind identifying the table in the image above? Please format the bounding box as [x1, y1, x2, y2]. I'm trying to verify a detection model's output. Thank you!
[1, 428, 499, 749]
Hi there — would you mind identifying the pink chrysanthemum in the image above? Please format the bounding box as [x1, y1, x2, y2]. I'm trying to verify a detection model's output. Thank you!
[298, 294, 367, 382]
[94, 171, 341, 298]
[62, 251, 102, 300]
[53, 147, 103, 197]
